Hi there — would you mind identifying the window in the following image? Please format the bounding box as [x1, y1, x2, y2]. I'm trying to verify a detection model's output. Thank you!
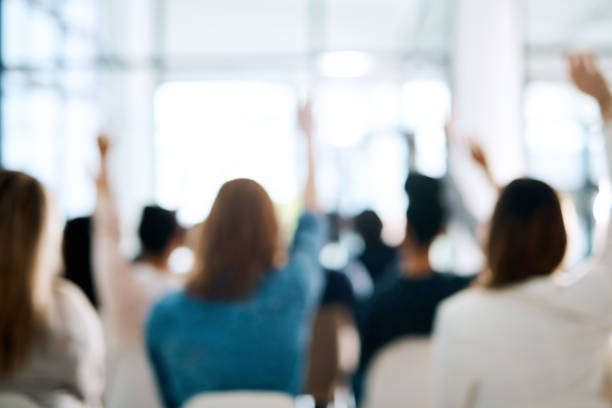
[524, 81, 606, 262]
[155, 78, 450, 245]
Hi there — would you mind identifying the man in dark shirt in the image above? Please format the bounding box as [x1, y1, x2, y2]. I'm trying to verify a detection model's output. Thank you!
[354, 210, 397, 284]
[357, 173, 473, 388]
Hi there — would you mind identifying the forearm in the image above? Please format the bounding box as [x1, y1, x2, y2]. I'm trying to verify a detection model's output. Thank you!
[303, 129, 319, 212]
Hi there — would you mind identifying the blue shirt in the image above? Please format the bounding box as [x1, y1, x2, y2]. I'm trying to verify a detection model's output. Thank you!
[146, 212, 324, 408]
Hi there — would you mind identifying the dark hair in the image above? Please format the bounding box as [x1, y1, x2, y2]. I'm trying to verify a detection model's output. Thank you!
[187, 179, 279, 300]
[404, 173, 446, 247]
[63, 217, 98, 308]
[485, 178, 567, 288]
[138, 206, 180, 257]
[354, 210, 383, 245]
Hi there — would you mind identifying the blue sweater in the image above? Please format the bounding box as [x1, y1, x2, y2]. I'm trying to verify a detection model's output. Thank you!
[145, 212, 324, 408]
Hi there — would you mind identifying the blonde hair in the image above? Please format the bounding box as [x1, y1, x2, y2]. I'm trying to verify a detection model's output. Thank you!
[0, 171, 54, 377]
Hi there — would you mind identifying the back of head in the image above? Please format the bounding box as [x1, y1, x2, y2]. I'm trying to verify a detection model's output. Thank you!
[0, 170, 48, 377]
[63, 217, 97, 308]
[486, 178, 567, 288]
[404, 173, 446, 247]
[354, 210, 383, 246]
[188, 178, 279, 299]
[138, 206, 180, 258]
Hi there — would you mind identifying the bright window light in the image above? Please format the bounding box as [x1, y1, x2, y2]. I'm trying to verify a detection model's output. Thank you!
[524, 81, 602, 190]
[401, 80, 451, 178]
[154, 81, 300, 225]
[317, 51, 373, 78]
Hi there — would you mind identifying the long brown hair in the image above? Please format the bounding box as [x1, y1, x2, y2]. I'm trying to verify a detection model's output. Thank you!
[484, 178, 567, 288]
[0, 170, 50, 377]
[187, 178, 280, 299]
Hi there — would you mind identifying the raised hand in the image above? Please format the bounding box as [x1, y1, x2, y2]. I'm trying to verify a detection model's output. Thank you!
[97, 134, 111, 160]
[568, 53, 612, 117]
[469, 141, 489, 173]
[96, 133, 111, 192]
[298, 99, 314, 137]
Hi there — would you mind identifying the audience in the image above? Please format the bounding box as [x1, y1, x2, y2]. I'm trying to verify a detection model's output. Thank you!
[357, 173, 472, 395]
[0, 171, 104, 407]
[354, 210, 397, 285]
[63, 217, 98, 308]
[93, 136, 184, 408]
[145, 101, 325, 407]
[433, 53, 612, 407]
[3, 42, 612, 408]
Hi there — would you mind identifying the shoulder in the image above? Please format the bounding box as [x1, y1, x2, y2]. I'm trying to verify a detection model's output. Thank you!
[298, 211, 320, 227]
[147, 290, 187, 326]
[437, 288, 487, 328]
[50, 279, 104, 353]
[54, 279, 98, 322]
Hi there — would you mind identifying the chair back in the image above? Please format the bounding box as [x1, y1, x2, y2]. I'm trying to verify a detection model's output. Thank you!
[361, 337, 434, 408]
[305, 305, 360, 405]
[0, 393, 40, 408]
[182, 392, 295, 408]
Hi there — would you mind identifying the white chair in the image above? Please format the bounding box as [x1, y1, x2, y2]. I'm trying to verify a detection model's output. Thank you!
[361, 337, 434, 408]
[0, 393, 40, 408]
[182, 392, 295, 408]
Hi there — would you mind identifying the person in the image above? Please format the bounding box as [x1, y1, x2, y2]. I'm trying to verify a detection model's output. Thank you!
[354, 210, 397, 284]
[0, 170, 105, 407]
[93, 135, 185, 408]
[358, 173, 472, 379]
[145, 101, 325, 408]
[433, 53, 612, 408]
[63, 217, 99, 308]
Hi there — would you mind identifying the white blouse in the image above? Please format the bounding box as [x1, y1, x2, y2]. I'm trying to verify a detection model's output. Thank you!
[433, 124, 612, 408]
[0, 281, 105, 408]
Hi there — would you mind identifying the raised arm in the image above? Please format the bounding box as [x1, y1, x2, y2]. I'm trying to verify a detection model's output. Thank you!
[284, 100, 326, 308]
[298, 99, 320, 213]
[569, 53, 612, 255]
[92, 135, 137, 332]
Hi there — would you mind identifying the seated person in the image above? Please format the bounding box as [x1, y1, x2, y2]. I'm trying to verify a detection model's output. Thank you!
[0, 170, 104, 408]
[358, 173, 473, 377]
[433, 52, 612, 408]
[145, 101, 325, 408]
[354, 210, 397, 285]
[93, 135, 185, 349]
[93, 136, 185, 408]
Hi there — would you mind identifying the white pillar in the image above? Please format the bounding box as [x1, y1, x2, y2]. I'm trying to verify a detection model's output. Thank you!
[453, 0, 525, 185]
[99, 0, 158, 252]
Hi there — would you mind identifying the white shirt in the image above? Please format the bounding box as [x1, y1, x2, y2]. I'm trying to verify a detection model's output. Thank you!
[433, 124, 612, 408]
[0, 281, 105, 408]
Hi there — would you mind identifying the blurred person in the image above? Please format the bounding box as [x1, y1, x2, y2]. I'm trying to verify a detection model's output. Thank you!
[145, 101, 326, 407]
[63, 216, 99, 309]
[356, 174, 472, 396]
[306, 214, 361, 408]
[434, 53, 612, 408]
[93, 136, 185, 408]
[0, 170, 105, 407]
[354, 210, 397, 284]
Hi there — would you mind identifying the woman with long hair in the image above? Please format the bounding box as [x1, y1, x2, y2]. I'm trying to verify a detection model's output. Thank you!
[0, 171, 104, 407]
[145, 101, 325, 407]
[433, 53, 612, 407]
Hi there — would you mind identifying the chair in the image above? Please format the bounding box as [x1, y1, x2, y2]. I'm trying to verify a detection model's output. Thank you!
[361, 337, 434, 408]
[0, 393, 40, 408]
[304, 305, 360, 406]
[182, 392, 295, 408]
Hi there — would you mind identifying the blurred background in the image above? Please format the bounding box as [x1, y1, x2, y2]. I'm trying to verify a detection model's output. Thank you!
[3, 0, 612, 272]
